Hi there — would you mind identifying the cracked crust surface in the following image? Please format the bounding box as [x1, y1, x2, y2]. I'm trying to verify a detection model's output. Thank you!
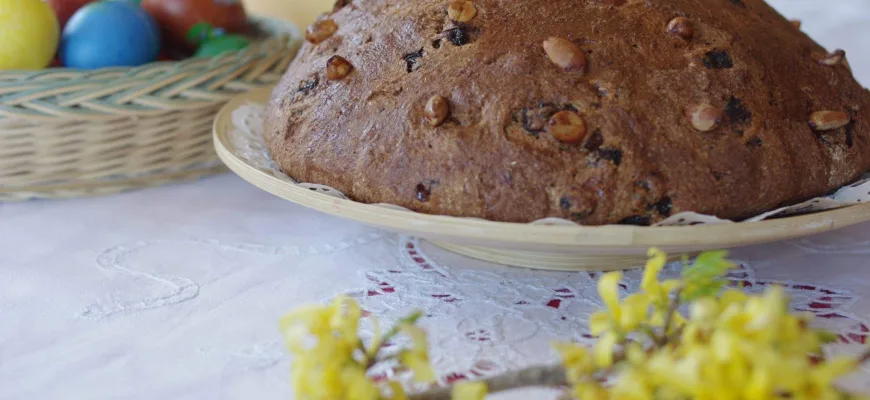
[264, 0, 870, 225]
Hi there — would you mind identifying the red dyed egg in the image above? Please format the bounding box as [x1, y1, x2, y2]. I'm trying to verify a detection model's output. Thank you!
[141, 0, 248, 49]
[46, 0, 95, 28]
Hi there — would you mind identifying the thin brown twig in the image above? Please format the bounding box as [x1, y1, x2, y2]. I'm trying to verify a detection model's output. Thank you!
[358, 339, 379, 369]
[406, 331, 868, 400]
[364, 316, 416, 370]
[363, 334, 392, 369]
[408, 364, 567, 400]
[657, 289, 683, 346]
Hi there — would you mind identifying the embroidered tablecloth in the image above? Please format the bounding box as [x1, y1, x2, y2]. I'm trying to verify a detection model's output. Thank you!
[2, 1, 870, 398]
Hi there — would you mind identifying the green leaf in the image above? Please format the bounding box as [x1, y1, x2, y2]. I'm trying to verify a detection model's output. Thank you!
[401, 310, 424, 326]
[381, 310, 424, 343]
[681, 250, 736, 301]
[186, 23, 217, 46]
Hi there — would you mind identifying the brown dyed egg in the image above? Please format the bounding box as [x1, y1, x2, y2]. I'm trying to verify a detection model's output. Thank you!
[142, 0, 249, 49]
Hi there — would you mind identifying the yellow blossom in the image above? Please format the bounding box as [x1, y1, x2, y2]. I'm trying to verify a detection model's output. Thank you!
[647, 350, 702, 394]
[594, 332, 619, 368]
[281, 250, 870, 400]
[710, 330, 738, 362]
[689, 297, 719, 324]
[386, 381, 407, 400]
[342, 365, 381, 400]
[744, 286, 786, 337]
[398, 324, 436, 383]
[451, 381, 488, 400]
[639, 248, 682, 330]
[743, 368, 772, 400]
[641, 249, 667, 291]
[574, 382, 610, 400]
[367, 316, 383, 358]
[719, 290, 749, 307]
[280, 304, 333, 354]
[330, 295, 362, 339]
[589, 311, 611, 336]
[650, 304, 685, 329]
[552, 342, 596, 383]
[810, 357, 858, 388]
[280, 296, 360, 357]
[624, 341, 647, 365]
[563, 247, 864, 400]
[599, 272, 623, 316]
[280, 297, 437, 400]
[280, 297, 373, 400]
[591, 271, 647, 335]
[620, 293, 652, 332]
[640, 248, 675, 311]
[611, 368, 654, 400]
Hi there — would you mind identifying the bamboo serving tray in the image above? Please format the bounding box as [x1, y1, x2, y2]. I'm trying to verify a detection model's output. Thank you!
[213, 88, 870, 271]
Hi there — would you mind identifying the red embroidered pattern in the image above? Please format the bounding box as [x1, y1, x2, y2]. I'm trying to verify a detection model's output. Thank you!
[351, 238, 869, 385]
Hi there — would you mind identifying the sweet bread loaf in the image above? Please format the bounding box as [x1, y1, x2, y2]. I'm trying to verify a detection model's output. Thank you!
[264, 0, 870, 225]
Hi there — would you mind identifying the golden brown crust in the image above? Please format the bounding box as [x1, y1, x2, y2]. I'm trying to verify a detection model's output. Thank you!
[264, 0, 870, 225]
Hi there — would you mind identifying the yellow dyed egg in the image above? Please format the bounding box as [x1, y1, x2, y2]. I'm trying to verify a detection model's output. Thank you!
[0, 0, 61, 70]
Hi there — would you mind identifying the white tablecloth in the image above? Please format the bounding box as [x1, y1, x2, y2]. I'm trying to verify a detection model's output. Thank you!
[3, 1, 870, 399]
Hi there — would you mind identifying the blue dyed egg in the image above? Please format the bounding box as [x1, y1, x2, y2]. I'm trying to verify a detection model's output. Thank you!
[60, 0, 160, 69]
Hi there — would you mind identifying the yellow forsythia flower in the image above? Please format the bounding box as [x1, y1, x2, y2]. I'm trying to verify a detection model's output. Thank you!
[620, 293, 652, 333]
[451, 381, 488, 400]
[641, 248, 682, 326]
[591, 270, 656, 338]
[280, 296, 436, 400]
[599, 272, 623, 320]
[555, 249, 866, 400]
[367, 316, 383, 358]
[610, 368, 654, 400]
[399, 324, 436, 383]
[342, 365, 381, 400]
[385, 381, 407, 400]
[640, 248, 667, 294]
[589, 272, 626, 335]
[594, 332, 619, 368]
[281, 296, 374, 400]
[333, 295, 362, 338]
[574, 381, 611, 400]
[552, 342, 597, 383]
[280, 250, 868, 400]
[280, 304, 334, 354]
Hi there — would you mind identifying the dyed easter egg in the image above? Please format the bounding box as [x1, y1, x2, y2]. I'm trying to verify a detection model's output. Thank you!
[0, 0, 60, 70]
[60, 0, 161, 69]
[142, 0, 248, 49]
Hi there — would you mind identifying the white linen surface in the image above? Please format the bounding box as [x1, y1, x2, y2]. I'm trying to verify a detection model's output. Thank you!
[2, 1, 870, 398]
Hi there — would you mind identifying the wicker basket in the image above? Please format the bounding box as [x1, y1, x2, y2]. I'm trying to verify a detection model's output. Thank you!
[0, 17, 301, 201]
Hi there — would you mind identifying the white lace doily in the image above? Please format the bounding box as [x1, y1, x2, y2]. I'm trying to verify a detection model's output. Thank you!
[350, 237, 870, 393]
[231, 103, 870, 227]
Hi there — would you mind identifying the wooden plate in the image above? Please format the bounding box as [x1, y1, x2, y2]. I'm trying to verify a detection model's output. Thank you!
[213, 88, 870, 271]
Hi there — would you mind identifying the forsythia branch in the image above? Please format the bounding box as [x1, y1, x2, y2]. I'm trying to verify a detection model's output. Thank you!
[408, 364, 567, 400]
[656, 288, 682, 346]
[281, 248, 870, 400]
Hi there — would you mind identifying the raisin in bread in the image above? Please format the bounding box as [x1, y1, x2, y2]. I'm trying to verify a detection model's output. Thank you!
[264, 0, 870, 225]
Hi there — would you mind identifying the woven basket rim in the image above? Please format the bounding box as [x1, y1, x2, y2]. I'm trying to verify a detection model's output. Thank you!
[0, 16, 301, 121]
